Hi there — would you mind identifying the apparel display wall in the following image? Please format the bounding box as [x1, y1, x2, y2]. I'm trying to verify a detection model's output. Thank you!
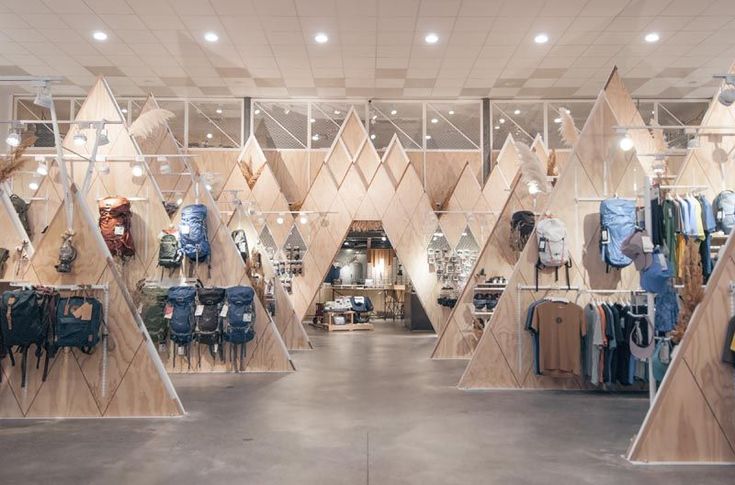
[627, 68, 735, 463]
[432, 134, 552, 359]
[458, 68, 658, 390]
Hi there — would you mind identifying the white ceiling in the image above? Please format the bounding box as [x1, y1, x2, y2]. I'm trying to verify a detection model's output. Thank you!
[0, 0, 733, 99]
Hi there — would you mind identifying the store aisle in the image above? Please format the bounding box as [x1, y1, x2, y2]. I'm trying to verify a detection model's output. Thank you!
[0, 322, 731, 484]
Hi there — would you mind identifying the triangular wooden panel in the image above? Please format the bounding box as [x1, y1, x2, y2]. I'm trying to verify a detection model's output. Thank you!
[459, 69, 653, 390]
[433, 137, 551, 359]
[160, 178, 294, 373]
[0, 186, 34, 281]
[383, 135, 410, 186]
[0, 187, 184, 417]
[628, 66, 735, 463]
[238, 134, 268, 174]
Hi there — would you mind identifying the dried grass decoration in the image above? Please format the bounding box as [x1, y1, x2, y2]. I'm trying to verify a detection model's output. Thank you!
[128, 108, 175, 140]
[558, 107, 579, 147]
[0, 134, 37, 183]
[672, 239, 704, 343]
[241, 161, 266, 189]
[516, 142, 550, 194]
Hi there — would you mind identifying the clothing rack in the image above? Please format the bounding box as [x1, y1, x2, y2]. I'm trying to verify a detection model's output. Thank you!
[9, 282, 109, 291]
[575, 197, 637, 202]
[516, 285, 581, 291]
[657, 184, 708, 192]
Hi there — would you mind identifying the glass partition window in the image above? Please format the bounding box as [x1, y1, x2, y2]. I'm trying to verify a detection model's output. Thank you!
[15, 98, 72, 148]
[188, 100, 241, 148]
[426, 102, 481, 150]
[491, 102, 544, 149]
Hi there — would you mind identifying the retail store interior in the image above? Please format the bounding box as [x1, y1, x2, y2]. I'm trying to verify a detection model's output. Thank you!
[1, 1, 735, 483]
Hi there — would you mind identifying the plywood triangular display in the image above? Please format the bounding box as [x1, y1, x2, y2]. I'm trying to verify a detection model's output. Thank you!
[0, 185, 183, 417]
[158, 177, 294, 373]
[627, 65, 735, 463]
[433, 136, 555, 359]
[459, 68, 657, 390]
[0, 185, 34, 281]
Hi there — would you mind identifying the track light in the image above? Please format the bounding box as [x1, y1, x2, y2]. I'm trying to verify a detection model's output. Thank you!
[28, 178, 40, 191]
[619, 134, 634, 152]
[97, 159, 110, 175]
[36, 159, 48, 176]
[6, 128, 21, 147]
[97, 128, 109, 146]
[73, 132, 87, 147]
[276, 214, 285, 225]
[527, 181, 540, 195]
[157, 156, 171, 174]
[176, 198, 183, 206]
[299, 213, 308, 225]
[33, 85, 53, 109]
[131, 162, 144, 177]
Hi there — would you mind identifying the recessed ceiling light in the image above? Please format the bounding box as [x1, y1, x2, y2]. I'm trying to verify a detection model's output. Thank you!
[644, 32, 660, 43]
[254, 109, 261, 115]
[121, 108, 128, 114]
[514, 109, 521, 115]
[390, 109, 397, 115]
[334, 109, 341, 115]
[370, 134, 376, 140]
[206, 133, 213, 139]
[215, 108, 222, 114]
[312, 134, 320, 141]
[204, 32, 219, 42]
[534, 33, 549, 44]
[499, 118, 505, 124]
[92, 31, 108, 41]
[431, 118, 438, 124]
[494, 125, 500, 130]
[553, 117, 562, 124]
[425, 135, 431, 140]
[315, 32, 329, 44]
[425, 33, 439, 44]
[310, 118, 315, 123]
[448, 110, 454, 115]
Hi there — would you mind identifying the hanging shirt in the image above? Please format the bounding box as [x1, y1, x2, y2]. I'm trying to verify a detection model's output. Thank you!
[525, 300, 547, 375]
[531, 301, 586, 377]
[662, 199, 677, 263]
[687, 195, 704, 239]
[678, 196, 691, 236]
[698, 195, 716, 233]
[584, 303, 603, 385]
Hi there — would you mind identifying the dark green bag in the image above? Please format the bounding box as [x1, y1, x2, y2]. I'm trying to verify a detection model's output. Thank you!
[139, 286, 169, 345]
[10, 194, 31, 239]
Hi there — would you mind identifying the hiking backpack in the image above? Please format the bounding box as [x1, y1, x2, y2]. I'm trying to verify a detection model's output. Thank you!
[0, 248, 9, 276]
[223, 286, 256, 371]
[166, 286, 197, 368]
[0, 288, 57, 387]
[535, 217, 571, 290]
[510, 211, 535, 253]
[231, 229, 249, 263]
[158, 232, 183, 271]
[139, 285, 169, 348]
[195, 287, 226, 363]
[179, 204, 211, 275]
[599, 198, 637, 271]
[713, 190, 735, 234]
[10, 194, 31, 239]
[50, 296, 102, 356]
[99, 196, 135, 259]
[55, 232, 77, 273]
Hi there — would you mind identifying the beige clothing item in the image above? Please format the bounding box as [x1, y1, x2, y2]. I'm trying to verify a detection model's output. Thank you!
[531, 301, 586, 377]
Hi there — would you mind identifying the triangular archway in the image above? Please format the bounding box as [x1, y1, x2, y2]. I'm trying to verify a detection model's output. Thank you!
[459, 68, 657, 390]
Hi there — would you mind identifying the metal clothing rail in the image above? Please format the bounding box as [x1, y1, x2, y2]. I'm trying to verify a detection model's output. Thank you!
[581, 288, 646, 294]
[9, 282, 109, 291]
[658, 185, 708, 191]
[516, 285, 581, 291]
[433, 210, 497, 214]
[576, 197, 637, 202]
[96, 196, 148, 202]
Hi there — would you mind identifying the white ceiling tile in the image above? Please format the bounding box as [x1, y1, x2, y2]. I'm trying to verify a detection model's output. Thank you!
[210, 0, 257, 15]
[665, 0, 715, 15]
[579, 0, 630, 17]
[140, 15, 185, 30]
[458, 0, 503, 17]
[4, 0, 49, 13]
[538, 0, 588, 16]
[83, 0, 134, 15]
[254, 0, 298, 16]
[704, 0, 735, 15]
[42, 0, 89, 14]
[377, 16, 414, 32]
[98, 14, 146, 30]
[419, 0, 460, 17]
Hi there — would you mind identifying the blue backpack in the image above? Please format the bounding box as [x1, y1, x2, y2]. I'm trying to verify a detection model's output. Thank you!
[224, 286, 256, 371]
[600, 198, 637, 270]
[713, 190, 735, 234]
[179, 204, 211, 276]
[166, 286, 197, 370]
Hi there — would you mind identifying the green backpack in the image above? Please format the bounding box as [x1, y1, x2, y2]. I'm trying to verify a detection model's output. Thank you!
[138, 286, 169, 347]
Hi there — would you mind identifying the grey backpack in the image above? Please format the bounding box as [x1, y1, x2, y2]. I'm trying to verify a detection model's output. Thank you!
[714, 190, 735, 234]
[535, 218, 571, 290]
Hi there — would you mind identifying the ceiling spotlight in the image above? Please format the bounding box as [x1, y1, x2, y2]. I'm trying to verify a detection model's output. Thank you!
[205, 183, 212, 191]
[372, 115, 377, 120]
[644, 32, 660, 43]
[216, 107, 223, 114]
[390, 109, 397, 115]
[448, 110, 454, 115]
[717, 76, 735, 106]
[425, 135, 432, 140]
[425, 33, 439, 44]
[206, 133, 213, 139]
[204, 32, 219, 42]
[499, 118, 505, 124]
[121, 108, 128, 114]
[553, 117, 562, 124]
[527, 181, 540, 196]
[299, 214, 308, 225]
[6, 128, 21, 147]
[73, 132, 87, 147]
[276, 214, 285, 225]
[534, 33, 549, 44]
[98, 128, 109, 146]
[92, 31, 108, 41]
[315, 32, 329, 44]
[254, 109, 261, 115]
[619, 134, 634, 152]
[36, 159, 48, 176]
[381, 236, 387, 242]
[33, 85, 53, 109]
[312, 134, 320, 141]
[131, 162, 144, 177]
[310, 118, 315, 123]
[334, 110, 341, 115]
[177, 198, 184, 206]
[28, 179, 40, 191]
[514, 109, 521, 115]
[370, 134, 376, 140]
[343, 241, 350, 246]
[431, 118, 438, 124]
[494, 125, 500, 130]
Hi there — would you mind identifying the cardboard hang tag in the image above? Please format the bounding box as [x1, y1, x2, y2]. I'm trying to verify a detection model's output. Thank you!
[195, 304, 204, 316]
[164, 304, 173, 320]
[72, 302, 93, 321]
[220, 304, 229, 317]
[657, 252, 668, 270]
[641, 235, 654, 253]
[180, 224, 190, 235]
[600, 229, 609, 244]
[243, 313, 252, 323]
[113, 225, 125, 236]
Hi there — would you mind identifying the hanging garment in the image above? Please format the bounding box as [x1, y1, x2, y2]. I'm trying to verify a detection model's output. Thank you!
[654, 282, 679, 333]
[530, 301, 585, 377]
[723, 316, 735, 365]
[662, 198, 677, 267]
[526, 299, 547, 375]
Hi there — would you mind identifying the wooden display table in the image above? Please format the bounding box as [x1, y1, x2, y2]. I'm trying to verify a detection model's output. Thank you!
[313, 310, 374, 332]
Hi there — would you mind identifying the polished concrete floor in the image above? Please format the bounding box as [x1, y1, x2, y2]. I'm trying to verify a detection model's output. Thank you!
[0, 319, 733, 484]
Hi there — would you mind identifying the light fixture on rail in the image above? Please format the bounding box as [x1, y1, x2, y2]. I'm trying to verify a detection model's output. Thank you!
[6, 123, 21, 147]
[33, 85, 53, 109]
[716, 75, 735, 107]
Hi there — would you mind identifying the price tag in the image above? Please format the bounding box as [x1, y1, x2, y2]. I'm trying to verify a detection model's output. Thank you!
[243, 313, 252, 323]
[195, 304, 204, 316]
[717, 210, 723, 221]
[220, 304, 228, 317]
[114, 225, 125, 236]
[600, 229, 609, 244]
[213, 343, 218, 353]
[657, 252, 668, 270]
[177, 346, 185, 356]
[180, 224, 190, 235]
[641, 235, 654, 253]
[164, 304, 173, 320]
[137, 303, 143, 314]
[538, 239, 546, 251]
[158, 343, 167, 353]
